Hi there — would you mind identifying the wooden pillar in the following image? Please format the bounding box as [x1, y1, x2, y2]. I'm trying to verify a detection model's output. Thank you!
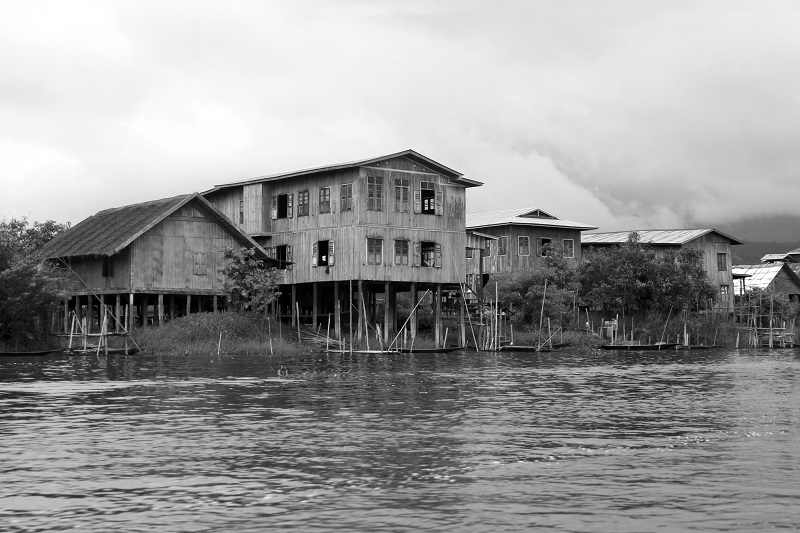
[99, 295, 105, 335]
[213, 295, 218, 313]
[114, 295, 121, 333]
[158, 294, 164, 326]
[333, 282, 341, 339]
[410, 283, 417, 339]
[434, 283, 442, 348]
[169, 295, 175, 320]
[312, 282, 318, 329]
[63, 298, 70, 333]
[141, 295, 148, 326]
[186, 294, 192, 316]
[460, 286, 466, 348]
[357, 280, 365, 341]
[291, 285, 297, 326]
[128, 293, 134, 330]
[87, 295, 94, 334]
[348, 281, 353, 343]
[384, 281, 391, 342]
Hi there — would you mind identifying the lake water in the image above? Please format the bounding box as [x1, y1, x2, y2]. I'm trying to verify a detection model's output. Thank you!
[2, 348, 800, 532]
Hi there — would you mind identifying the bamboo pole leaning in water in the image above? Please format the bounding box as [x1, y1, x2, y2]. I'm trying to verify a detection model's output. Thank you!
[296, 302, 302, 345]
[537, 279, 548, 352]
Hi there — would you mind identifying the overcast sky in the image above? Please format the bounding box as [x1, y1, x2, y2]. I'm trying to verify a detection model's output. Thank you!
[2, 0, 799, 234]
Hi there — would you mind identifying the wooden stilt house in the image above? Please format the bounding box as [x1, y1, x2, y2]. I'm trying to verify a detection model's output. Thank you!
[40, 193, 279, 334]
[202, 149, 483, 347]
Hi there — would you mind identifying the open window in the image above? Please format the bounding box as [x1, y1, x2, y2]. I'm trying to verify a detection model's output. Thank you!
[313, 240, 334, 267]
[538, 237, 552, 257]
[414, 181, 443, 215]
[271, 193, 293, 219]
[417, 241, 442, 268]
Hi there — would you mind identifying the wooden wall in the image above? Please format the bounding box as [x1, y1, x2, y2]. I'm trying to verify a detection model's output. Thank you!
[204, 155, 470, 286]
[477, 225, 584, 275]
[129, 203, 241, 293]
[62, 251, 132, 293]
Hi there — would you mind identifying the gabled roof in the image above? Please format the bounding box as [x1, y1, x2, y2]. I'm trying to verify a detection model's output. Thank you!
[40, 193, 279, 265]
[205, 149, 482, 193]
[466, 207, 597, 231]
[761, 253, 796, 263]
[582, 228, 744, 246]
[732, 263, 800, 293]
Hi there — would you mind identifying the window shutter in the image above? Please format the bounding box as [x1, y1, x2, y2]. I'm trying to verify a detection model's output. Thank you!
[329, 240, 335, 266]
[312, 242, 318, 267]
[413, 189, 421, 214]
[271, 196, 277, 220]
[413, 241, 421, 267]
[435, 243, 442, 268]
[288, 193, 294, 218]
[435, 190, 444, 216]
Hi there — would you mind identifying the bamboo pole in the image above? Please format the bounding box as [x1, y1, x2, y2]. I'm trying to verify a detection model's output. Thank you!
[296, 302, 302, 345]
[268, 317, 273, 355]
[537, 279, 547, 351]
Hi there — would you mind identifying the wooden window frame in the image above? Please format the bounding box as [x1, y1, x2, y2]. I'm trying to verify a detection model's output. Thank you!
[367, 238, 383, 265]
[498, 236, 508, 256]
[298, 190, 310, 217]
[367, 176, 383, 211]
[340, 183, 353, 211]
[717, 252, 727, 271]
[394, 239, 409, 266]
[319, 187, 331, 214]
[518, 236, 530, 256]
[563, 239, 575, 258]
[394, 178, 409, 212]
[538, 237, 552, 257]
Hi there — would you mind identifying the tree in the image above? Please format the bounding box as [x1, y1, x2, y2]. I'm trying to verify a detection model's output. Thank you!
[493, 243, 578, 326]
[0, 217, 70, 347]
[579, 232, 717, 316]
[221, 247, 283, 313]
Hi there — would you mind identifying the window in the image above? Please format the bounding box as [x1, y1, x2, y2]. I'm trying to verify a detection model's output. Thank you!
[717, 253, 727, 271]
[313, 240, 334, 267]
[340, 183, 353, 211]
[319, 187, 331, 214]
[395, 240, 409, 265]
[394, 178, 409, 212]
[466, 273, 474, 289]
[239, 200, 244, 224]
[192, 252, 207, 276]
[420, 241, 440, 267]
[367, 176, 383, 211]
[298, 190, 310, 216]
[720, 285, 730, 296]
[275, 244, 292, 269]
[484, 240, 491, 257]
[466, 247, 473, 259]
[498, 236, 508, 256]
[538, 237, 552, 257]
[563, 239, 575, 258]
[272, 193, 293, 219]
[420, 181, 435, 214]
[367, 238, 383, 265]
[518, 236, 530, 256]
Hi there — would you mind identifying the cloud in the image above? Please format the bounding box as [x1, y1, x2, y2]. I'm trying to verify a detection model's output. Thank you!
[1, 0, 799, 234]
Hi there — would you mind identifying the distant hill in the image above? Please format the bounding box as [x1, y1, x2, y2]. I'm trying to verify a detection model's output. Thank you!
[730, 242, 800, 266]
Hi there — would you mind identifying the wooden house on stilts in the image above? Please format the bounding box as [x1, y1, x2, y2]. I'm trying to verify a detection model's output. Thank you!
[203, 149, 483, 348]
[40, 193, 279, 335]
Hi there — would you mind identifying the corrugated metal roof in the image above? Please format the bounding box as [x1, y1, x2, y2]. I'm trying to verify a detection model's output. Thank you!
[761, 253, 795, 263]
[732, 264, 784, 288]
[466, 207, 597, 231]
[205, 149, 482, 192]
[39, 193, 277, 264]
[582, 228, 744, 246]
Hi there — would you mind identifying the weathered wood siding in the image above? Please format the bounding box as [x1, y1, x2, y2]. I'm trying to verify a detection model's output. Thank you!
[129, 203, 239, 293]
[62, 251, 132, 293]
[478, 226, 584, 274]
[207, 155, 470, 286]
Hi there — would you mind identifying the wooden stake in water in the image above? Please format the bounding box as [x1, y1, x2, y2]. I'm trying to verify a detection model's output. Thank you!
[217, 332, 222, 356]
[268, 317, 273, 355]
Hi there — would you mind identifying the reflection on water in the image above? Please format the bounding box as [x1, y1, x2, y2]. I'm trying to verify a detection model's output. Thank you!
[2, 349, 800, 531]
